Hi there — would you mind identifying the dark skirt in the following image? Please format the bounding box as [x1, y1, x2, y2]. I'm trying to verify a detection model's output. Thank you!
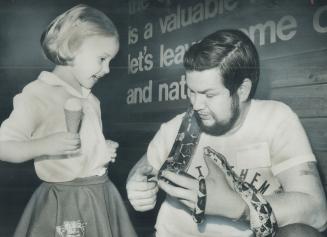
[13, 174, 137, 237]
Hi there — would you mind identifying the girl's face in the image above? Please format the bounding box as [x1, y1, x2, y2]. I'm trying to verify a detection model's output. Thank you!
[70, 35, 119, 90]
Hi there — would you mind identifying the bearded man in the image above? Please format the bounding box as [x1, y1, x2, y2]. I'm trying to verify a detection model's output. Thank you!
[126, 29, 327, 237]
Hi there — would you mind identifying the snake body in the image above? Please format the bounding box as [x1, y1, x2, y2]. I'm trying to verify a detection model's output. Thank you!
[204, 146, 278, 237]
[158, 108, 278, 236]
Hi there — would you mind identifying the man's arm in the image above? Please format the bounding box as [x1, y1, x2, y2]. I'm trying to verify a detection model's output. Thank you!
[126, 154, 159, 212]
[0, 132, 80, 163]
[266, 161, 327, 230]
[159, 159, 327, 230]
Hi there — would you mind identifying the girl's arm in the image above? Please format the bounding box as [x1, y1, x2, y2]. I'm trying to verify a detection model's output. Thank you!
[0, 132, 80, 163]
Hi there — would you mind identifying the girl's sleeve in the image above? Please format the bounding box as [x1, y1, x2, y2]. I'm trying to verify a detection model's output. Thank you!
[0, 93, 41, 141]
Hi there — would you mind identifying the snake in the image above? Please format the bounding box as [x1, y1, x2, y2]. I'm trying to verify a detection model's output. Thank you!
[158, 108, 278, 236]
[203, 146, 278, 237]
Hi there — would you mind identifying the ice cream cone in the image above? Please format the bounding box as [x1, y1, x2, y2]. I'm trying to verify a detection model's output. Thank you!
[64, 98, 83, 133]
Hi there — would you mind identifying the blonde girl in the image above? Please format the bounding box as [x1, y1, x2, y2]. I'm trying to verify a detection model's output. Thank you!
[0, 4, 137, 237]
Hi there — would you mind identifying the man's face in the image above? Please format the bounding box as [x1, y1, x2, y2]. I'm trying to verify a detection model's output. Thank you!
[186, 68, 240, 136]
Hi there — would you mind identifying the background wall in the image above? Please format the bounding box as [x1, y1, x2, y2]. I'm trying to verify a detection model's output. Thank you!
[0, 0, 326, 236]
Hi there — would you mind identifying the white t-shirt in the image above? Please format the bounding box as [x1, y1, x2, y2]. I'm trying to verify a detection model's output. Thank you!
[0, 71, 111, 182]
[147, 99, 316, 237]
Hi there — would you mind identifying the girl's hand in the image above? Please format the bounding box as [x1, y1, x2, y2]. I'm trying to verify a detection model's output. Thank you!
[106, 139, 119, 163]
[38, 132, 81, 156]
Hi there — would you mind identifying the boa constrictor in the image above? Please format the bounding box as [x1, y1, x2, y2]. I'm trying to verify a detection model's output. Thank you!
[204, 146, 277, 237]
[158, 107, 278, 237]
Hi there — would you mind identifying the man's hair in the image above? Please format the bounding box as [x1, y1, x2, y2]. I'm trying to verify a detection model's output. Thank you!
[184, 29, 259, 99]
[41, 4, 119, 65]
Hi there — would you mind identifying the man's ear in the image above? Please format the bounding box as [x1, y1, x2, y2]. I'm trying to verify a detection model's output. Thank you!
[237, 78, 252, 102]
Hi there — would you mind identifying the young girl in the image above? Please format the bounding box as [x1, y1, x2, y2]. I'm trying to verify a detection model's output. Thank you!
[0, 4, 137, 237]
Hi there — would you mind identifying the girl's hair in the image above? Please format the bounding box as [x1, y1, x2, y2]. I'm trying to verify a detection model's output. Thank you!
[41, 4, 119, 65]
[184, 29, 259, 99]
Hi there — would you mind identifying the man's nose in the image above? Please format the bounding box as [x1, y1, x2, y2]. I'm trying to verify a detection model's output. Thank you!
[192, 93, 206, 110]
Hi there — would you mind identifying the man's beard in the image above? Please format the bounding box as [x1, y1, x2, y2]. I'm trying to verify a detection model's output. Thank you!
[195, 94, 240, 136]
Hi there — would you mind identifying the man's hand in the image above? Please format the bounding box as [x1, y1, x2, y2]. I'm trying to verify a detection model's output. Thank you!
[157, 156, 234, 213]
[126, 163, 159, 212]
[158, 170, 198, 210]
[204, 154, 248, 218]
[158, 156, 248, 219]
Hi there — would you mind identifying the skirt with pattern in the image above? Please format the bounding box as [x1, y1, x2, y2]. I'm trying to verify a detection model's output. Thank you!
[13, 174, 137, 237]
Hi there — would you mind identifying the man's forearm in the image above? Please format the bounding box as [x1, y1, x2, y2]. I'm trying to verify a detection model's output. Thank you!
[266, 162, 327, 230]
[266, 191, 327, 230]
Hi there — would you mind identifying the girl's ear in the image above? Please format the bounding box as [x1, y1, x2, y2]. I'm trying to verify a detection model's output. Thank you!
[237, 78, 252, 102]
